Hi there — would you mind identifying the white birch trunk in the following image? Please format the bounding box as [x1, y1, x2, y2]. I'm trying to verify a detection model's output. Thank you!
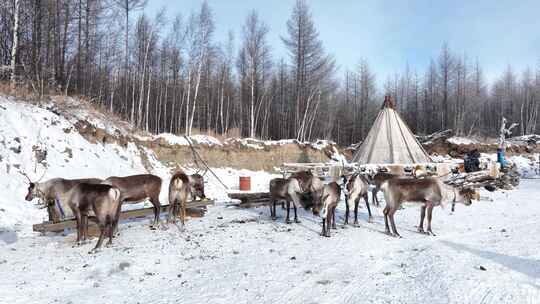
[10, 0, 20, 87]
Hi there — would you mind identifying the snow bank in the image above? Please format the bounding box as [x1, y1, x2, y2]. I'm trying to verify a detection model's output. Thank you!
[153, 133, 223, 146]
[45, 97, 130, 136]
[509, 154, 540, 178]
[447, 136, 479, 145]
[0, 97, 155, 238]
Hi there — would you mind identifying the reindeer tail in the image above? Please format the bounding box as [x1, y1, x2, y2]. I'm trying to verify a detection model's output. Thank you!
[109, 187, 121, 203]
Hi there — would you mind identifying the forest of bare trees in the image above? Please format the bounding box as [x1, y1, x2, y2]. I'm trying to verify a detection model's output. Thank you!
[1, 0, 539, 146]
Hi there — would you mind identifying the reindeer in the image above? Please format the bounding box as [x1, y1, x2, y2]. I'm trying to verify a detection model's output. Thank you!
[268, 171, 324, 224]
[380, 177, 478, 237]
[67, 183, 122, 253]
[103, 174, 162, 229]
[317, 182, 341, 237]
[168, 171, 206, 226]
[343, 174, 372, 225]
[369, 172, 397, 207]
[269, 178, 288, 220]
[23, 174, 103, 220]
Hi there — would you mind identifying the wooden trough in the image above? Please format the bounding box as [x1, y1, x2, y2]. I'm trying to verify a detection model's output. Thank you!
[228, 192, 271, 208]
[33, 200, 215, 233]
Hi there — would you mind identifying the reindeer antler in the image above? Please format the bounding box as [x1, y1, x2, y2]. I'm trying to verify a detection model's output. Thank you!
[37, 166, 47, 182]
[18, 169, 33, 184]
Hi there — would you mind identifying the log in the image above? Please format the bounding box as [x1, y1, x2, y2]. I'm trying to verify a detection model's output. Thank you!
[33, 200, 215, 233]
[417, 129, 453, 144]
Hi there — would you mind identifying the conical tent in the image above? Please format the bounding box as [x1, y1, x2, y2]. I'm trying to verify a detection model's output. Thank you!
[352, 96, 431, 164]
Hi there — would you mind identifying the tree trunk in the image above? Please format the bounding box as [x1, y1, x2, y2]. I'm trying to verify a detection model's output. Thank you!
[10, 0, 21, 88]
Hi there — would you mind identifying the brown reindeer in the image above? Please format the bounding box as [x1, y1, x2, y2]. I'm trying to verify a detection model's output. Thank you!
[317, 182, 341, 237]
[103, 174, 162, 229]
[268, 171, 324, 224]
[343, 174, 372, 225]
[67, 183, 121, 253]
[168, 171, 206, 226]
[380, 177, 478, 237]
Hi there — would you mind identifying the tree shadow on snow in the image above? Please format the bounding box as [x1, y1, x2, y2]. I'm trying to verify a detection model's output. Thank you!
[441, 240, 540, 281]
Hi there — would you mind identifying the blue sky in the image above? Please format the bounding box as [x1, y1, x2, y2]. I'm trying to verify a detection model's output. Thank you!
[146, 0, 540, 84]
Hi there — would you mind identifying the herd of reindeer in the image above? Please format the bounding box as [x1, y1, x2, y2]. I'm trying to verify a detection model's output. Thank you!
[20, 168, 479, 254]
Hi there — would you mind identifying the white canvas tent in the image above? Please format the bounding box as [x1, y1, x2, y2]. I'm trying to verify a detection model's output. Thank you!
[352, 96, 431, 164]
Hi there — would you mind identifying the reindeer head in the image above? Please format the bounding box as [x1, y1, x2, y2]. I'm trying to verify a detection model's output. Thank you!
[25, 182, 38, 201]
[311, 193, 322, 216]
[19, 169, 47, 202]
[189, 174, 206, 200]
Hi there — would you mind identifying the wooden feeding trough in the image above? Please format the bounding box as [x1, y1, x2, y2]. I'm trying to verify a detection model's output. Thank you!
[33, 199, 215, 233]
[228, 192, 271, 208]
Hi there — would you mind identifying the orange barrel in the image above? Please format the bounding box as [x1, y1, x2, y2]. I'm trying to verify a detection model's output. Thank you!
[239, 176, 251, 191]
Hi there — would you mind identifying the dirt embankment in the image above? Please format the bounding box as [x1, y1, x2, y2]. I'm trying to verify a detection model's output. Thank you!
[70, 118, 341, 171]
[144, 139, 340, 171]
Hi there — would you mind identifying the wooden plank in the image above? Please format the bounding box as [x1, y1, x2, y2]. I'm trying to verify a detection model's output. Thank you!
[239, 200, 272, 208]
[33, 200, 215, 233]
[228, 192, 270, 200]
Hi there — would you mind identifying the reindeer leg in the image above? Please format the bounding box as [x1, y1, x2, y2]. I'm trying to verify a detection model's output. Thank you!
[112, 203, 122, 237]
[80, 213, 87, 243]
[451, 203, 456, 212]
[180, 198, 187, 228]
[167, 201, 174, 224]
[364, 194, 373, 223]
[84, 213, 90, 243]
[106, 225, 113, 247]
[426, 204, 436, 236]
[90, 223, 106, 254]
[383, 206, 391, 235]
[74, 211, 82, 246]
[418, 206, 426, 234]
[389, 209, 401, 238]
[286, 201, 292, 224]
[321, 218, 326, 236]
[106, 219, 114, 247]
[271, 199, 277, 220]
[293, 203, 300, 223]
[149, 197, 160, 229]
[344, 198, 350, 225]
[353, 198, 360, 226]
[372, 188, 379, 207]
[325, 213, 332, 237]
[331, 206, 337, 229]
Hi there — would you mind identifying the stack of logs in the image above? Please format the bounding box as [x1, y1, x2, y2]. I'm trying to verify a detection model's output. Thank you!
[443, 164, 520, 190]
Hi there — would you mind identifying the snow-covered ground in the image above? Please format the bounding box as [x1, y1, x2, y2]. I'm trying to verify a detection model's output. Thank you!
[1, 180, 539, 303]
